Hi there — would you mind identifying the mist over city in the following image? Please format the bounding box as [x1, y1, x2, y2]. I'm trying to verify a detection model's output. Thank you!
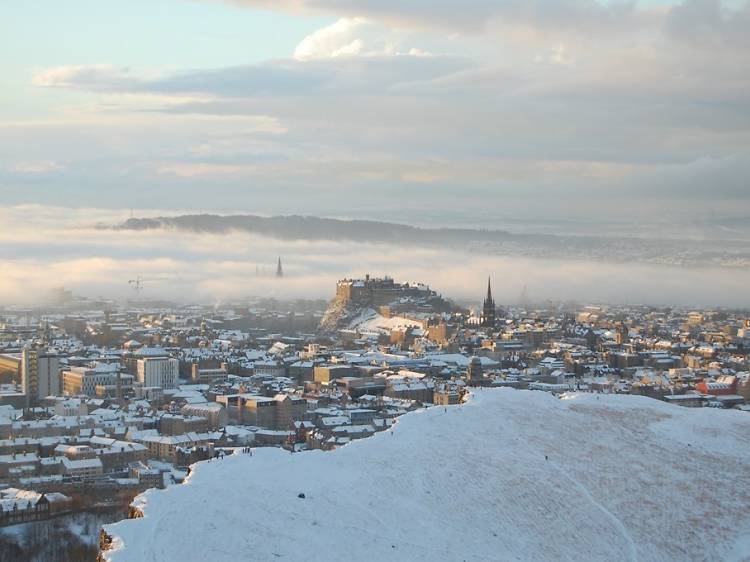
[3, 205, 750, 308]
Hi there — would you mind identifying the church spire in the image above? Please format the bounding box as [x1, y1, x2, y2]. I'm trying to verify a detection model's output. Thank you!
[481, 276, 496, 328]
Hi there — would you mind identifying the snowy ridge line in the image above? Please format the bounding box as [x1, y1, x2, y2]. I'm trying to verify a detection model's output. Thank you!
[102, 389, 750, 562]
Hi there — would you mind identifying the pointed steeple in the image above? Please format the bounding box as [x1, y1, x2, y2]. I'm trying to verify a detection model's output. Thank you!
[482, 276, 496, 328]
[276, 257, 283, 278]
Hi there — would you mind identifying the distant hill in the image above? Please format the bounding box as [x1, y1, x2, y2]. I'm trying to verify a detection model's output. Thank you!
[108, 213, 750, 268]
[109, 214, 515, 247]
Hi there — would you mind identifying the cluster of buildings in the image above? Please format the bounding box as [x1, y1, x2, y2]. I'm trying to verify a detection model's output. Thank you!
[0, 277, 748, 528]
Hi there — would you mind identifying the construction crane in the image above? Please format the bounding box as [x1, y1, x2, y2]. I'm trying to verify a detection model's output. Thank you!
[128, 277, 144, 295]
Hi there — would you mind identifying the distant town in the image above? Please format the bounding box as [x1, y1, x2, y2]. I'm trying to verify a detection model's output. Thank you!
[0, 274, 749, 557]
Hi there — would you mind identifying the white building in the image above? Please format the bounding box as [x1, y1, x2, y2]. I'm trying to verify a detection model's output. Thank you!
[136, 357, 179, 390]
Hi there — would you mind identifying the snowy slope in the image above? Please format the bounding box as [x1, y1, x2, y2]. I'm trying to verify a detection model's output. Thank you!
[103, 390, 750, 562]
[348, 308, 424, 335]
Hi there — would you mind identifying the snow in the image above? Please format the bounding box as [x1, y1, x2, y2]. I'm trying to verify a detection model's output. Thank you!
[425, 353, 499, 368]
[103, 389, 750, 562]
[348, 309, 423, 335]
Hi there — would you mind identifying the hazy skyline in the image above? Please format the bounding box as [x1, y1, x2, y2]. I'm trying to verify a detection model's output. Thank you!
[2, 0, 749, 223]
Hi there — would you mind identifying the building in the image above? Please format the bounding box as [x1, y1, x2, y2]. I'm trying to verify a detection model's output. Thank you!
[190, 365, 228, 384]
[335, 275, 438, 308]
[0, 354, 21, 382]
[53, 398, 88, 417]
[181, 403, 228, 430]
[159, 414, 210, 436]
[227, 394, 308, 429]
[481, 277, 496, 328]
[89, 437, 148, 472]
[132, 432, 213, 464]
[21, 348, 60, 406]
[696, 375, 738, 396]
[434, 387, 462, 405]
[314, 364, 357, 383]
[0, 452, 40, 478]
[467, 356, 484, 383]
[137, 357, 179, 389]
[59, 457, 103, 479]
[128, 462, 165, 489]
[0, 489, 72, 526]
[663, 394, 706, 408]
[62, 363, 133, 397]
[54, 444, 96, 460]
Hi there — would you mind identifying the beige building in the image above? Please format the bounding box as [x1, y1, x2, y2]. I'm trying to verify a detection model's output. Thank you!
[159, 414, 210, 436]
[0, 354, 21, 382]
[314, 365, 356, 383]
[190, 365, 228, 384]
[133, 432, 213, 463]
[62, 363, 132, 397]
[233, 394, 308, 429]
[21, 348, 60, 406]
[181, 403, 228, 430]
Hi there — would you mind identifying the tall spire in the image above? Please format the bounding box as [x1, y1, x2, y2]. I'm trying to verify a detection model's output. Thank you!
[276, 257, 283, 278]
[482, 276, 496, 328]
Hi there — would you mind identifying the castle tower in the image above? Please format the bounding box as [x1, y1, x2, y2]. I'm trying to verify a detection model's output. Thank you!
[276, 257, 283, 278]
[481, 277, 496, 328]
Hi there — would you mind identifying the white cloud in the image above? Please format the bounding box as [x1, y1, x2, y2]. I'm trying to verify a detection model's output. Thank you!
[293, 17, 425, 61]
[294, 17, 368, 61]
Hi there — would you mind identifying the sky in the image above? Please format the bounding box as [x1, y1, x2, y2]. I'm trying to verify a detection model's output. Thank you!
[1, 1, 750, 305]
[1, 0, 749, 222]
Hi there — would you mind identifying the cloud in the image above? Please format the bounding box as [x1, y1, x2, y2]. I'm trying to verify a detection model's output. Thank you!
[9, 161, 67, 175]
[10, 0, 750, 228]
[156, 162, 256, 177]
[223, 0, 644, 33]
[665, 0, 750, 49]
[31, 54, 469, 99]
[32, 65, 149, 92]
[293, 17, 432, 61]
[294, 17, 370, 60]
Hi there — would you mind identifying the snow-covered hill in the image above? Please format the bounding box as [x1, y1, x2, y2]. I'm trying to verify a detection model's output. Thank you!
[102, 390, 750, 562]
[347, 308, 425, 335]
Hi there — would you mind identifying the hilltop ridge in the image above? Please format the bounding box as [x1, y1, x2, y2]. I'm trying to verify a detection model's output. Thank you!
[102, 389, 750, 562]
